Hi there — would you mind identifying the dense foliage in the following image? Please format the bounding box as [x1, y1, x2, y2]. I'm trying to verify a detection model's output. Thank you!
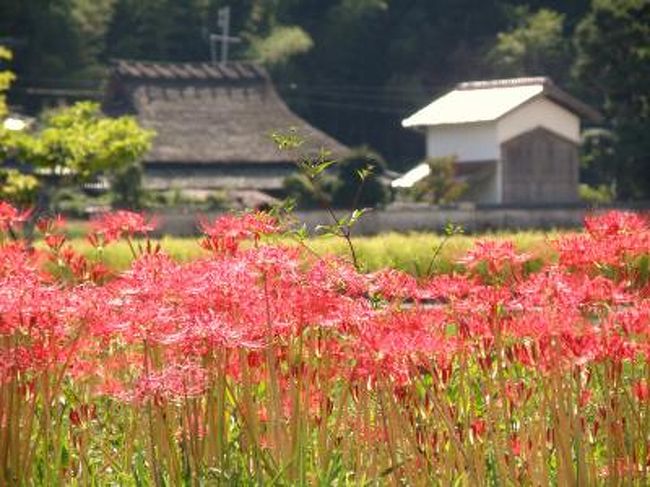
[1, 1, 647, 198]
[573, 0, 650, 200]
[0, 203, 648, 484]
[0, 98, 153, 208]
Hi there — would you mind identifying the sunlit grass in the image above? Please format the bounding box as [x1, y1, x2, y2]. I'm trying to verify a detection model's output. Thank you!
[60, 228, 564, 275]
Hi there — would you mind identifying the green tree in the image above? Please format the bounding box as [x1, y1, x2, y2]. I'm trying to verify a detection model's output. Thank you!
[0, 46, 39, 205]
[247, 25, 313, 65]
[105, 0, 208, 62]
[0, 46, 14, 119]
[17, 102, 152, 178]
[487, 8, 570, 83]
[574, 0, 650, 199]
[5, 102, 153, 208]
[0, 0, 113, 82]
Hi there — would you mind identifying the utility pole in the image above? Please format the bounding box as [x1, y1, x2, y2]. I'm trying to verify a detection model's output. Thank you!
[209, 6, 241, 65]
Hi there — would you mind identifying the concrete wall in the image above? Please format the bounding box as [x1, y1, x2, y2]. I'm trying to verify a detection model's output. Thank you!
[152, 205, 610, 237]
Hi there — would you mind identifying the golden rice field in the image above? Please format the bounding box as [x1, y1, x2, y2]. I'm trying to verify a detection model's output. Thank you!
[62, 228, 562, 275]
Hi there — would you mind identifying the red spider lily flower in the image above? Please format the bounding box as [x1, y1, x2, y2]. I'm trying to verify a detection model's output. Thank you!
[44, 233, 66, 251]
[555, 211, 650, 272]
[308, 257, 369, 297]
[368, 268, 418, 301]
[1, 200, 649, 482]
[458, 239, 530, 274]
[199, 211, 281, 254]
[584, 210, 648, 239]
[127, 363, 207, 404]
[579, 389, 592, 407]
[0, 201, 31, 233]
[420, 273, 475, 302]
[471, 418, 487, 440]
[36, 214, 66, 234]
[90, 210, 157, 244]
[632, 380, 649, 402]
[510, 434, 522, 457]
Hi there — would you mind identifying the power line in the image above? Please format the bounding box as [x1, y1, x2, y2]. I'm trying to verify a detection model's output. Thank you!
[14, 75, 447, 97]
[282, 95, 411, 115]
[276, 82, 449, 96]
[10, 86, 103, 98]
[279, 88, 430, 108]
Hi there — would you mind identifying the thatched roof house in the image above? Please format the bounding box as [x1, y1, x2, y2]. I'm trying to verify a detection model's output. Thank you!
[104, 59, 347, 194]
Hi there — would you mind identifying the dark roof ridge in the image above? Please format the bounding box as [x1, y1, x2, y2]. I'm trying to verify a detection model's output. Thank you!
[111, 58, 268, 82]
[456, 77, 551, 90]
[111, 57, 263, 68]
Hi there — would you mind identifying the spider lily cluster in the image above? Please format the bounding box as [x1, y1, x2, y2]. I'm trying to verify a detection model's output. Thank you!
[0, 202, 648, 485]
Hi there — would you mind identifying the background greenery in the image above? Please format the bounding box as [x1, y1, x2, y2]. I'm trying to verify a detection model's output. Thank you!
[1, 0, 648, 199]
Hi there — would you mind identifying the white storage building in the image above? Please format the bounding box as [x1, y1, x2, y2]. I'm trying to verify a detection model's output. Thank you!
[400, 77, 601, 204]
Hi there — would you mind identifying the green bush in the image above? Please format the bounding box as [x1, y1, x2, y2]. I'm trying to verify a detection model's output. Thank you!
[331, 146, 389, 208]
[411, 156, 466, 204]
[283, 172, 338, 209]
[579, 183, 614, 205]
[110, 162, 144, 209]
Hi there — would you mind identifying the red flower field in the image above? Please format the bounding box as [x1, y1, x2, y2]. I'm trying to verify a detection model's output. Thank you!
[0, 203, 648, 485]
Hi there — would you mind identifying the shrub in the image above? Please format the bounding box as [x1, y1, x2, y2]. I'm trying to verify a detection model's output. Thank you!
[331, 146, 390, 208]
[411, 155, 467, 204]
[283, 146, 390, 209]
[579, 182, 615, 205]
[282, 172, 332, 208]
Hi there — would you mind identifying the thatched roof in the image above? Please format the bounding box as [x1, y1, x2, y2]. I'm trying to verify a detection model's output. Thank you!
[105, 59, 348, 166]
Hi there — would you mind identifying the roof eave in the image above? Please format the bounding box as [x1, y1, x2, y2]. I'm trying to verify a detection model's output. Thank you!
[544, 85, 603, 124]
[492, 91, 603, 125]
[402, 119, 495, 130]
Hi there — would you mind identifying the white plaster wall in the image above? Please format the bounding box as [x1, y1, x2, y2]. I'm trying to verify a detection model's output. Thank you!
[497, 97, 580, 144]
[425, 123, 498, 162]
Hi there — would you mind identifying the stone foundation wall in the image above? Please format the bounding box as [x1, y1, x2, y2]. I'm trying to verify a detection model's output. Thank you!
[151, 204, 647, 236]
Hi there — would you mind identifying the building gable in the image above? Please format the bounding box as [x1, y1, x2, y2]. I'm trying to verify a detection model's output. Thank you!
[497, 96, 580, 145]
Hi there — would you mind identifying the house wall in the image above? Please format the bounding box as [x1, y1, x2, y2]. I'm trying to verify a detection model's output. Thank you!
[460, 169, 499, 204]
[497, 97, 580, 144]
[501, 127, 579, 204]
[425, 123, 498, 162]
[143, 164, 294, 191]
[471, 170, 501, 204]
[425, 124, 500, 203]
